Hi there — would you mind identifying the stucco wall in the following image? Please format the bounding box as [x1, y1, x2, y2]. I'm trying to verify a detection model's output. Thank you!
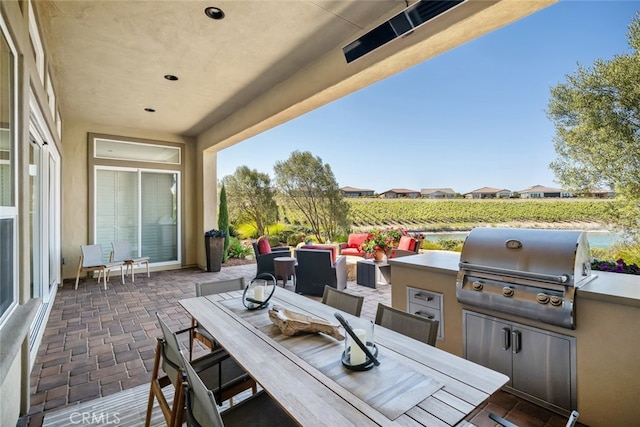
[60, 119, 198, 279]
[0, 351, 22, 427]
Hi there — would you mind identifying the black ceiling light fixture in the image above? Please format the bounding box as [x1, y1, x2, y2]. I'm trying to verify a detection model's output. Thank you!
[204, 6, 225, 20]
[164, 74, 178, 81]
[144, 108, 156, 113]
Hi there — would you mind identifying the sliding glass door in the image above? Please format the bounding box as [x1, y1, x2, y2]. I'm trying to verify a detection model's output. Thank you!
[95, 168, 179, 264]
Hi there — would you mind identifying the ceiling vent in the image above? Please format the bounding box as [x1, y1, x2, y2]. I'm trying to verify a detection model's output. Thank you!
[343, 0, 465, 64]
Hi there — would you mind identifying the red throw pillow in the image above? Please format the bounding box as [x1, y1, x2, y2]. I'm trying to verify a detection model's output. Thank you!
[257, 237, 271, 254]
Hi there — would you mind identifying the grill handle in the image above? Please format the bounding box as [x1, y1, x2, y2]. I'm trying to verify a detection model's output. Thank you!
[501, 327, 511, 351]
[512, 330, 521, 354]
[459, 262, 570, 284]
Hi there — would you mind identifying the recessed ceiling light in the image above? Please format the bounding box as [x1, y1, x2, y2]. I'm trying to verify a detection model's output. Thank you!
[144, 108, 156, 113]
[204, 6, 225, 20]
[164, 74, 178, 81]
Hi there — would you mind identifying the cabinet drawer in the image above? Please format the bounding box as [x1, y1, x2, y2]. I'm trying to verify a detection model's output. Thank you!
[407, 287, 444, 340]
[408, 302, 441, 324]
[408, 288, 441, 310]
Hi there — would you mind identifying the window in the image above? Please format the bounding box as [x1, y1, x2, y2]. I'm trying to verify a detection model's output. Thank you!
[0, 16, 17, 326]
[90, 134, 183, 267]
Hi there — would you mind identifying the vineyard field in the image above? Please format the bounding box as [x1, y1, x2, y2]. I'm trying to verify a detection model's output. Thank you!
[346, 198, 612, 230]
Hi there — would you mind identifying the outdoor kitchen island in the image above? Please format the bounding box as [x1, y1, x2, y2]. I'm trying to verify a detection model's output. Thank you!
[388, 250, 640, 427]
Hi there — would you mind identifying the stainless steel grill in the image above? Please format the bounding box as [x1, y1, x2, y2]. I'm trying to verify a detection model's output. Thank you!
[456, 228, 594, 329]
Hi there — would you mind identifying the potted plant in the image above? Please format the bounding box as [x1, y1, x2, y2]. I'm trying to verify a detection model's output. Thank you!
[204, 228, 227, 272]
[360, 228, 405, 262]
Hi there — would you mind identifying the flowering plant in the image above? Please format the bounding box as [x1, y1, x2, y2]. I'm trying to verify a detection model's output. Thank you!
[591, 258, 640, 275]
[360, 228, 406, 255]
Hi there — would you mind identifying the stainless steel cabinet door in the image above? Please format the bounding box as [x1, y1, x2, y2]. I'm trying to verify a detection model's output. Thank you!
[464, 312, 513, 385]
[512, 325, 573, 410]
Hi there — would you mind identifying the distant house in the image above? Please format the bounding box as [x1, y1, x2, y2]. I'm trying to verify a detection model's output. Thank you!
[519, 185, 572, 198]
[421, 188, 457, 199]
[340, 186, 375, 197]
[464, 187, 511, 199]
[380, 188, 421, 198]
[587, 188, 616, 198]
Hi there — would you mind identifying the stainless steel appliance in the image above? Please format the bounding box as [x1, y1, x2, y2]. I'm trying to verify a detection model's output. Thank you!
[457, 227, 589, 413]
[456, 227, 594, 330]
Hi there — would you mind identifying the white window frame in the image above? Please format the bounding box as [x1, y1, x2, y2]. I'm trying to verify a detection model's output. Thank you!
[93, 166, 182, 267]
[28, 0, 45, 84]
[0, 13, 19, 329]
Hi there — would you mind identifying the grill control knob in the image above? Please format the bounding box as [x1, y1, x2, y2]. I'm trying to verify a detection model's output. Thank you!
[472, 281, 483, 291]
[550, 296, 563, 306]
[502, 287, 514, 297]
[536, 293, 550, 304]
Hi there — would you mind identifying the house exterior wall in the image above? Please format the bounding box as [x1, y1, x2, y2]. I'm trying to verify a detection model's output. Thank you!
[60, 119, 198, 279]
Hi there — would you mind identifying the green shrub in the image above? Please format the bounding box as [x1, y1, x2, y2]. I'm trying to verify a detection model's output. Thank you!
[438, 239, 465, 252]
[421, 241, 443, 250]
[227, 237, 252, 259]
[287, 232, 306, 246]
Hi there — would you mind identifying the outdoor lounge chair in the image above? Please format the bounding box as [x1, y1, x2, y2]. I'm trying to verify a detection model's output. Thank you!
[294, 249, 346, 297]
[252, 236, 291, 277]
[75, 244, 124, 290]
[111, 241, 150, 282]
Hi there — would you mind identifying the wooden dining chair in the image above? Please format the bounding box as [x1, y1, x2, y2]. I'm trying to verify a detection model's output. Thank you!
[321, 285, 364, 317]
[190, 278, 245, 360]
[145, 314, 256, 427]
[75, 244, 124, 290]
[374, 303, 439, 346]
[179, 351, 296, 427]
[110, 241, 150, 282]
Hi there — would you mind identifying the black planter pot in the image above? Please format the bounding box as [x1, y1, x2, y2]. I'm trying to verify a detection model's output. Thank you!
[205, 236, 225, 272]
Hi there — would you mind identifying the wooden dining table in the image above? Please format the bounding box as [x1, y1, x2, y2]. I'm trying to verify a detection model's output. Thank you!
[179, 287, 508, 426]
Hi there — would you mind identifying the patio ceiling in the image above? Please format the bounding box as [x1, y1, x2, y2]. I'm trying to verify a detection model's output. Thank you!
[35, 0, 556, 146]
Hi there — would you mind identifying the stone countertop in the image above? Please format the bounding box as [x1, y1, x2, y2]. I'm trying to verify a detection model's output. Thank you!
[388, 251, 640, 308]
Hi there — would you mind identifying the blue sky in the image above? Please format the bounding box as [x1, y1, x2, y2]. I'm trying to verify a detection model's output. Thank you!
[218, 1, 638, 195]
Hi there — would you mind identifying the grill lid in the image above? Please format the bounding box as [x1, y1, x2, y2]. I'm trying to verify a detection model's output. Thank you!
[458, 227, 592, 287]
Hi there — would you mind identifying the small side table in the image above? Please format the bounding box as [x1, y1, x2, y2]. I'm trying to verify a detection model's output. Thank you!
[274, 257, 297, 288]
[356, 259, 391, 288]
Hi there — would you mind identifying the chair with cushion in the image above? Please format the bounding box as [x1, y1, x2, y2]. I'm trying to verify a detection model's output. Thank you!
[190, 278, 245, 360]
[321, 285, 364, 317]
[145, 314, 256, 427]
[388, 236, 420, 259]
[179, 351, 296, 427]
[75, 244, 125, 290]
[252, 236, 291, 277]
[374, 303, 439, 346]
[338, 233, 369, 257]
[294, 249, 346, 297]
[111, 241, 150, 282]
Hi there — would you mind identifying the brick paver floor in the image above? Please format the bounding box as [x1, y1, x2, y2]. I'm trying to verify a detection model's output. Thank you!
[25, 262, 577, 427]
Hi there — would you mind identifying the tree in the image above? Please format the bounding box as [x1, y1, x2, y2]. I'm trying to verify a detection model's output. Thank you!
[273, 150, 349, 242]
[218, 184, 230, 263]
[547, 13, 640, 242]
[222, 166, 278, 237]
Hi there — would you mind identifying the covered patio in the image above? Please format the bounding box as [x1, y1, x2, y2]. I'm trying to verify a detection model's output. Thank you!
[25, 265, 575, 427]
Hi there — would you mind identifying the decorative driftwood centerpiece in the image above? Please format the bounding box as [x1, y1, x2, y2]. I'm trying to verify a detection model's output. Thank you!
[269, 305, 344, 340]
